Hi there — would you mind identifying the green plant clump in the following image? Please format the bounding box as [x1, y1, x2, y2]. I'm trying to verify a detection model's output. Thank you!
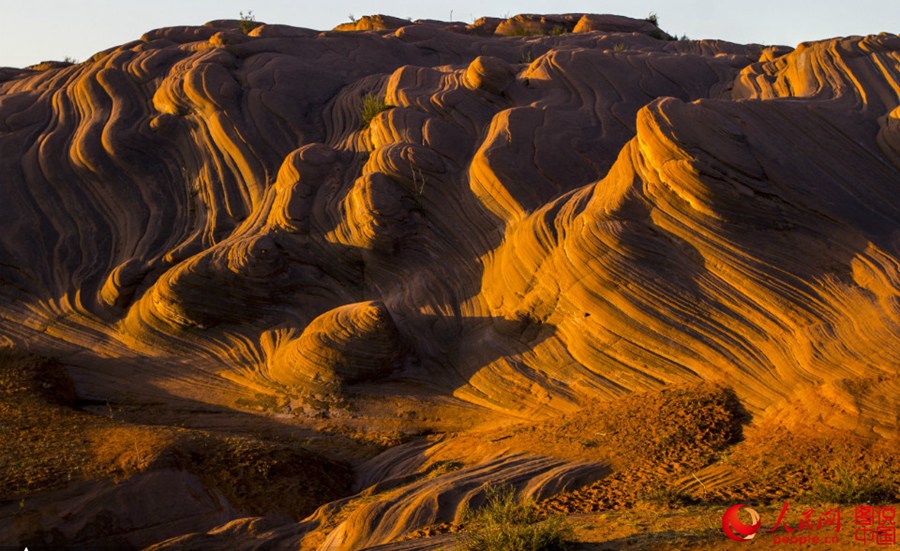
[360, 93, 392, 129]
[426, 459, 465, 479]
[808, 462, 896, 504]
[459, 485, 572, 551]
[238, 11, 261, 34]
[637, 485, 695, 507]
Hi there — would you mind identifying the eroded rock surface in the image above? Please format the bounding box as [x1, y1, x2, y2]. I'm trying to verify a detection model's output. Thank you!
[1, 12, 898, 550]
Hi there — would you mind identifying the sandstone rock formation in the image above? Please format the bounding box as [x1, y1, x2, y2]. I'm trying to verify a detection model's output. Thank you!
[1, 12, 898, 549]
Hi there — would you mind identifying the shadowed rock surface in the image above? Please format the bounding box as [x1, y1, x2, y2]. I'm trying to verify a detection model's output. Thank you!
[1, 12, 898, 550]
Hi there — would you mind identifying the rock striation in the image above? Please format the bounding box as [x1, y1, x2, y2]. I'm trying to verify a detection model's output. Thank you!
[1, 13, 899, 549]
[1, 12, 898, 426]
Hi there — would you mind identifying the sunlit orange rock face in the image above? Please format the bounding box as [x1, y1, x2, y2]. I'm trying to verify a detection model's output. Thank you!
[0, 13, 898, 550]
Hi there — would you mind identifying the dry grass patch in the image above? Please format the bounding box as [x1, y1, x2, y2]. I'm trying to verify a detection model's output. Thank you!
[459, 485, 572, 551]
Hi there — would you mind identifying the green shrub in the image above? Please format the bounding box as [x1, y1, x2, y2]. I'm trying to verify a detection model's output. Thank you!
[808, 462, 896, 504]
[550, 26, 565, 36]
[359, 93, 392, 129]
[238, 11, 261, 34]
[459, 485, 571, 551]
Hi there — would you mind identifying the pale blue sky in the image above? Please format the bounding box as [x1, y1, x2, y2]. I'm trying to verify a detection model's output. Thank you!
[2, 1, 898, 68]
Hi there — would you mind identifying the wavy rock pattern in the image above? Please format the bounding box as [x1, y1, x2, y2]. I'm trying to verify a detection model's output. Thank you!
[1, 13, 897, 424]
[150, 448, 609, 550]
[268, 300, 402, 389]
[0, 470, 237, 549]
[319, 454, 607, 549]
[1, 13, 899, 548]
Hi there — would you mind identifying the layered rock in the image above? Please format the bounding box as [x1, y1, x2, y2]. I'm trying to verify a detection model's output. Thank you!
[1, 13, 896, 422]
[268, 301, 402, 389]
[1, 15, 898, 547]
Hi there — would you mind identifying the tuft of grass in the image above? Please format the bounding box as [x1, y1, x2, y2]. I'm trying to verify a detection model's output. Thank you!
[238, 11, 261, 35]
[613, 43, 625, 53]
[808, 462, 896, 504]
[426, 459, 465, 479]
[550, 26, 566, 36]
[234, 392, 282, 412]
[459, 485, 572, 551]
[360, 93, 392, 129]
[512, 27, 537, 37]
[637, 485, 695, 507]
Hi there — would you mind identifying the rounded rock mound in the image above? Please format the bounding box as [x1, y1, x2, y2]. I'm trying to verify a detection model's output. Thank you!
[268, 301, 402, 390]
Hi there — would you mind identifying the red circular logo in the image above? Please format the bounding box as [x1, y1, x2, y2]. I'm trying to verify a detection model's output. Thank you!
[722, 504, 762, 541]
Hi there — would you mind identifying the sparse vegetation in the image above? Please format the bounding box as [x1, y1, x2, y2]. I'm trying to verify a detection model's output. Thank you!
[425, 459, 464, 478]
[614, 43, 625, 53]
[459, 485, 572, 551]
[643, 12, 674, 40]
[0, 349, 167, 498]
[637, 485, 695, 507]
[238, 11, 261, 34]
[360, 93, 392, 129]
[0, 349, 352, 519]
[234, 391, 281, 412]
[190, 436, 352, 517]
[512, 25, 567, 37]
[807, 460, 896, 504]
